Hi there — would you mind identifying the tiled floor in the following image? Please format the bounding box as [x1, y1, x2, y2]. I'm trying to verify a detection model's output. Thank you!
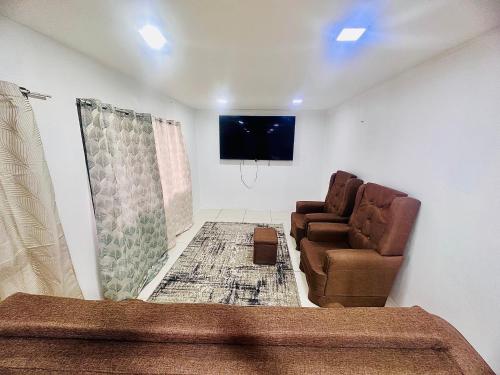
[138, 209, 318, 307]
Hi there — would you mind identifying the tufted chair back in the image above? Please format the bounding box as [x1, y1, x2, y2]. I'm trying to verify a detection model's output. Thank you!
[348, 183, 421, 256]
[324, 171, 363, 217]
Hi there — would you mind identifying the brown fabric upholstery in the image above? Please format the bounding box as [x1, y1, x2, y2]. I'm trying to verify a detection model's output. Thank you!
[290, 171, 362, 248]
[290, 212, 306, 244]
[295, 200, 325, 214]
[329, 302, 345, 308]
[0, 293, 492, 374]
[323, 249, 404, 304]
[304, 212, 349, 226]
[348, 183, 420, 256]
[254, 227, 278, 245]
[300, 183, 421, 307]
[253, 228, 278, 265]
[306, 222, 350, 243]
[324, 170, 362, 216]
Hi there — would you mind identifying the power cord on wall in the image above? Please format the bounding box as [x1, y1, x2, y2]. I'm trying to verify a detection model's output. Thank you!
[240, 160, 259, 189]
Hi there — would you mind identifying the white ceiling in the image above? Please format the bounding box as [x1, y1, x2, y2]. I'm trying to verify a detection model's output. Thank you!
[1, 0, 500, 110]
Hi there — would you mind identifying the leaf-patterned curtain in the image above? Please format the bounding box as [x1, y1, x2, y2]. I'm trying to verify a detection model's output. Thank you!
[0, 81, 82, 300]
[152, 117, 193, 249]
[77, 99, 168, 300]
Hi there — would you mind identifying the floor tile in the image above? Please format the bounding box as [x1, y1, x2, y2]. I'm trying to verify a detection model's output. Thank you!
[216, 209, 245, 222]
[216, 209, 245, 217]
[197, 208, 221, 216]
[288, 247, 301, 272]
[216, 216, 245, 222]
[294, 271, 318, 308]
[243, 210, 271, 223]
[270, 211, 290, 224]
[194, 209, 220, 221]
[138, 242, 186, 300]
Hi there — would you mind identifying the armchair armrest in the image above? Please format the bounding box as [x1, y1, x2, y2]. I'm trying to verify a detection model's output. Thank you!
[323, 249, 403, 297]
[307, 222, 349, 243]
[304, 213, 349, 226]
[296, 200, 325, 214]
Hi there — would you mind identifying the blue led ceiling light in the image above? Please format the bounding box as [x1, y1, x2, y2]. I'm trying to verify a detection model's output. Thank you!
[336, 27, 366, 41]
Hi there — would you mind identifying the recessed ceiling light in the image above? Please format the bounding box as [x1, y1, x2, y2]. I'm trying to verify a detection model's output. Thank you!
[292, 98, 303, 105]
[138, 24, 167, 50]
[336, 28, 366, 42]
[217, 98, 228, 104]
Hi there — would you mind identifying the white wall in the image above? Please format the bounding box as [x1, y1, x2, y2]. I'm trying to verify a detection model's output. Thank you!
[194, 110, 327, 211]
[324, 28, 500, 370]
[0, 16, 198, 300]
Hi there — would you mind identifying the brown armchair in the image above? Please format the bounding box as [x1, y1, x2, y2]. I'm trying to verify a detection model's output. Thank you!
[290, 170, 363, 249]
[299, 183, 420, 307]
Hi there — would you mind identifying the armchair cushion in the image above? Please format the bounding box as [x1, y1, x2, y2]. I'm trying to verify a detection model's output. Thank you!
[295, 200, 325, 214]
[307, 222, 349, 243]
[299, 239, 351, 298]
[304, 213, 349, 227]
[323, 249, 403, 297]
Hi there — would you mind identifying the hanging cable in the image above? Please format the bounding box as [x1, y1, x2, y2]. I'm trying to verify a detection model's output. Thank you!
[240, 160, 259, 189]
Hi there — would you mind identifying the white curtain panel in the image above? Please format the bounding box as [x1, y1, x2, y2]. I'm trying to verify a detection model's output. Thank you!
[152, 117, 193, 248]
[0, 81, 82, 300]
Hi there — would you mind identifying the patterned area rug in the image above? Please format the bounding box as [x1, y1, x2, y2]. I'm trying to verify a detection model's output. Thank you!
[149, 222, 300, 306]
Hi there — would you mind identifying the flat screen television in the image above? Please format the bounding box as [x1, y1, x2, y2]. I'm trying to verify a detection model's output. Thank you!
[219, 115, 295, 160]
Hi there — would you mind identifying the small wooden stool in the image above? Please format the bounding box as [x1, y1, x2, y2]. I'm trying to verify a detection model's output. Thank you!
[253, 227, 278, 265]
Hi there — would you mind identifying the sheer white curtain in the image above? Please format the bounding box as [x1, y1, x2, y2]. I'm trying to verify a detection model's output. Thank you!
[152, 117, 193, 248]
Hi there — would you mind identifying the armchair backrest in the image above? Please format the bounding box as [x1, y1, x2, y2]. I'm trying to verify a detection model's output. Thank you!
[324, 170, 363, 217]
[348, 183, 421, 256]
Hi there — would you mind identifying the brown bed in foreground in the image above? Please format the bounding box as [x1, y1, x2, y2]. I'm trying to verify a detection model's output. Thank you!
[0, 293, 493, 374]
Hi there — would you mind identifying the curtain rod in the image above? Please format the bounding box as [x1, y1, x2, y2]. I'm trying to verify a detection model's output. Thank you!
[19, 86, 52, 100]
[77, 99, 133, 115]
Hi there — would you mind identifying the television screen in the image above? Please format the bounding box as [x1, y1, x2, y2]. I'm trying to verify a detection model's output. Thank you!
[219, 115, 295, 160]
